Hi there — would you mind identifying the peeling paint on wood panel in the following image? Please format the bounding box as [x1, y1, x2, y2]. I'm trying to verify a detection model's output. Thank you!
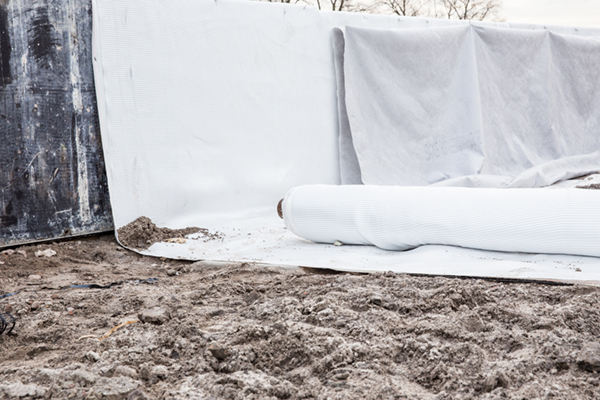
[0, 0, 113, 247]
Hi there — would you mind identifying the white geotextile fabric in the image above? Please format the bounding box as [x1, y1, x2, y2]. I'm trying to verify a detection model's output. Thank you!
[335, 25, 600, 187]
[283, 185, 600, 257]
[92, 0, 600, 283]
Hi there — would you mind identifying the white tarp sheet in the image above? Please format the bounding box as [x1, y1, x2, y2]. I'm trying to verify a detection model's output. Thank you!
[92, 0, 600, 283]
[335, 25, 600, 187]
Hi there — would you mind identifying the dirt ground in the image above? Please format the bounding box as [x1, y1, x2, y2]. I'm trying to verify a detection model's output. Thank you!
[1, 233, 600, 399]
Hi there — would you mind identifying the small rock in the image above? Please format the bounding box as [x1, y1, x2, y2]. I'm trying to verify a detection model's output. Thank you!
[3, 382, 44, 398]
[139, 364, 152, 381]
[66, 307, 75, 314]
[483, 371, 510, 392]
[434, 391, 450, 400]
[532, 318, 554, 330]
[4, 304, 13, 313]
[16, 250, 27, 258]
[138, 307, 170, 325]
[334, 372, 350, 380]
[114, 365, 138, 379]
[208, 345, 228, 360]
[577, 342, 600, 372]
[71, 369, 99, 386]
[51, 293, 61, 300]
[370, 297, 382, 306]
[209, 309, 225, 318]
[86, 351, 101, 362]
[462, 313, 486, 333]
[150, 365, 169, 381]
[127, 389, 151, 400]
[270, 381, 294, 399]
[92, 376, 140, 400]
[35, 368, 61, 383]
[30, 301, 41, 311]
[256, 285, 267, 293]
[244, 291, 260, 305]
[28, 274, 42, 281]
[449, 292, 464, 303]
[35, 249, 56, 258]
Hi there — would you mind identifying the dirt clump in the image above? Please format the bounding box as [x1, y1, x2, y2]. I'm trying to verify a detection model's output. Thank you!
[1, 234, 600, 399]
[576, 183, 600, 190]
[116, 216, 222, 250]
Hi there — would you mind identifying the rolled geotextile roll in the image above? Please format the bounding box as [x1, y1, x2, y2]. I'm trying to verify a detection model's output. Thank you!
[282, 185, 600, 257]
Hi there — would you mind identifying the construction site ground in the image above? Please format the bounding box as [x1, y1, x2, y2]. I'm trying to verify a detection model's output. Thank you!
[1, 233, 600, 399]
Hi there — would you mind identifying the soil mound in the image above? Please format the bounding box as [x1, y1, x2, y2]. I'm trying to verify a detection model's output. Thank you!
[117, 216, 222, 250]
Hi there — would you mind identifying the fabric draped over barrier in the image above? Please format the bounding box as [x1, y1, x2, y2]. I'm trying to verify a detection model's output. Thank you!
[92, 0, 600, 283]
[334, 25, 600, 187]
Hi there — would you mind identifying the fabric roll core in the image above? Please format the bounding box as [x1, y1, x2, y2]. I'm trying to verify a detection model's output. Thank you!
[277, 199, 284, 219]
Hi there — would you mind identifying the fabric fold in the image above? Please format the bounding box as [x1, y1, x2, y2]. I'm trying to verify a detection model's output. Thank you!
[332, 28, 362, 184]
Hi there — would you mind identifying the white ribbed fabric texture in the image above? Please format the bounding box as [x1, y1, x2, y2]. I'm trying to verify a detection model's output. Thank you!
[283, 185, 600, 257]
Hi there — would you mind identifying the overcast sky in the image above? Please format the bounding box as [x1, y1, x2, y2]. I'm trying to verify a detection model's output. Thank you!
[501, 0, 600, 28]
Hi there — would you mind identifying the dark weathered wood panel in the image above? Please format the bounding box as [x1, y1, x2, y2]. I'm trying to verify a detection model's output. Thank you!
[0, 0, 113, 247]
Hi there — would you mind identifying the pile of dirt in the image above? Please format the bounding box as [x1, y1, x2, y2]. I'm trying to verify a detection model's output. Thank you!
[116, 216, 222, 250]
[1, 234, 600, 399]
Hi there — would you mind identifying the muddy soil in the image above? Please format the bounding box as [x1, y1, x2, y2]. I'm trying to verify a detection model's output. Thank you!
[116, 217, 223, 251]
[1, 233, 600, 399]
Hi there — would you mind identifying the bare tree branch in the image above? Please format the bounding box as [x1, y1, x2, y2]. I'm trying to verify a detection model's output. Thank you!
[380, 0, 425, 16]
[251, 0, 502, 20]
[440, 0, 502, 21]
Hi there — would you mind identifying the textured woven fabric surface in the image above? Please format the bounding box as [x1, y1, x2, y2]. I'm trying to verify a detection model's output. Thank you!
[283, 185, 600, 257]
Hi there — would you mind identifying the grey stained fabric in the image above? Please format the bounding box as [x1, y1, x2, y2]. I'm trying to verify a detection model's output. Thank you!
[334, 25, 600, 187]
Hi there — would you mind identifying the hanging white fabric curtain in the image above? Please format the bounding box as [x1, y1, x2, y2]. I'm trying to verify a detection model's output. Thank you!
[334, 25, 600, 187]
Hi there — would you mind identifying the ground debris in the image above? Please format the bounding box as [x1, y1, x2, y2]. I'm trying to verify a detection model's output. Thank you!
[34, 249, 56, 258]
[1, 233, 600, 399]
[138, 307, 170, 325]
[91, 376, 140, 399]
[577, 342, 600, 372]
[576, 183, 600, 190]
